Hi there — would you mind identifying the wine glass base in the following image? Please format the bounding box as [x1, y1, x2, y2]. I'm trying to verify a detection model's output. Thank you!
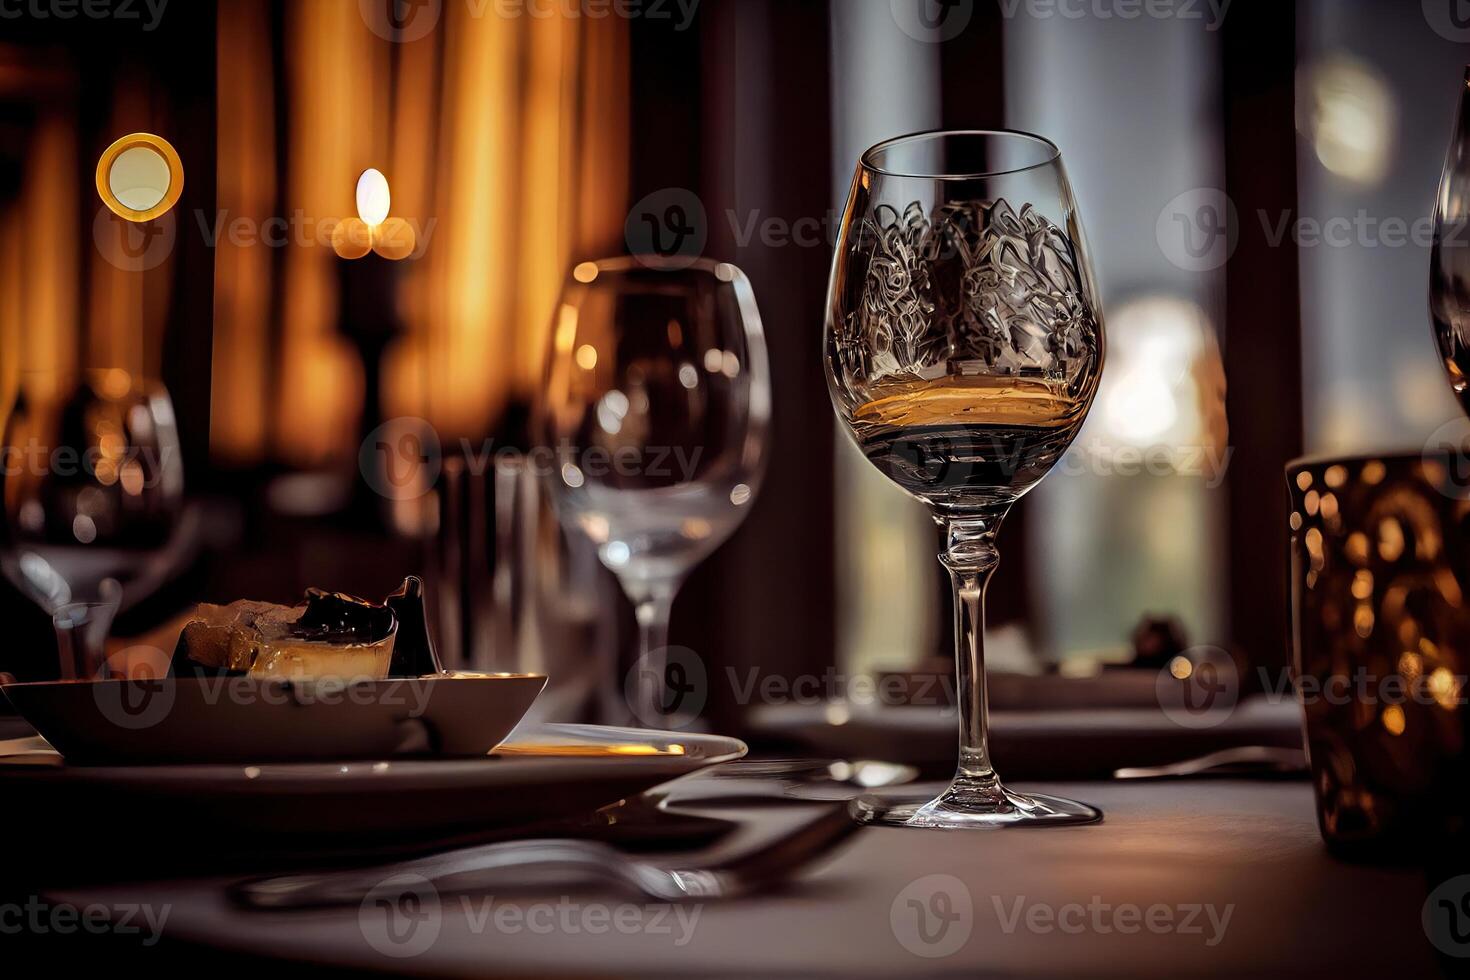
[852, 781, 1102, 829]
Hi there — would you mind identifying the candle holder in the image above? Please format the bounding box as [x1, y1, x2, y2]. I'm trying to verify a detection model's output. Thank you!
[333, 169, 421, 527]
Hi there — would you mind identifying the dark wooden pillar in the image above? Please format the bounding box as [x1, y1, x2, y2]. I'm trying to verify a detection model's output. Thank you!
[1221, 2, 1304, 672]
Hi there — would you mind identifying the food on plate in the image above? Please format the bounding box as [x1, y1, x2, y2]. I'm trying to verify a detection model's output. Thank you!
[171, 575, 443, 680]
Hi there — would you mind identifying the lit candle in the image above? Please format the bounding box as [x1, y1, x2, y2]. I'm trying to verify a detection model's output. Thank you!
[332, 168, 416, 261]
[333, 169, 416, 528]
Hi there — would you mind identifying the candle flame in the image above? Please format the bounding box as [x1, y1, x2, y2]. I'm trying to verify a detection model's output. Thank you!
[356, 168, 391, 227]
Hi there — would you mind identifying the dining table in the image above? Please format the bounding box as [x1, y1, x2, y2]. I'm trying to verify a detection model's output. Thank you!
[6, 748, 1450, 978]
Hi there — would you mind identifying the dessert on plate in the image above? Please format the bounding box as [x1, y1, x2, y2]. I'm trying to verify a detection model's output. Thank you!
[169, 575, 443, 681]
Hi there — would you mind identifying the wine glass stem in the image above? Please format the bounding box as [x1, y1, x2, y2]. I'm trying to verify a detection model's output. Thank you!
[633, 589, 676, 727]
[52, 599, 121, 681]
[941, 509, 1009, 787]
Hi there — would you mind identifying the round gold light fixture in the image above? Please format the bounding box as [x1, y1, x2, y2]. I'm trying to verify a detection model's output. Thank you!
[95, 132, 184, 222]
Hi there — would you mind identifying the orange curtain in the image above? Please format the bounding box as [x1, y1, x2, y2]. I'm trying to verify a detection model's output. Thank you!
[0, 55, 175, 431]
[209, 0, 278, 463]
[0, 111, 79, 416]
[384, 1, 631, 442]
[87, 74, 175, 385]
[210, 0, 631, 465]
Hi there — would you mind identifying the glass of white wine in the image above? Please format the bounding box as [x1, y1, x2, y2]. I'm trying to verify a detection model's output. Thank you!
[825, 130, 1106, 828]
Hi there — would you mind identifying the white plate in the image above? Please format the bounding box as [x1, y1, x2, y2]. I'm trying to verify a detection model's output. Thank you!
[0, 724, 747, 865]
[1, 673, 547, 763]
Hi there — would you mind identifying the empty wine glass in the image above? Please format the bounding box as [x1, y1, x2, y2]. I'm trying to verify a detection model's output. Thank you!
[540, 257, 770, 727]
[0, 370, 186, 678]
[1432, 66, 1470, 416]
[825, 130, 1105, 827]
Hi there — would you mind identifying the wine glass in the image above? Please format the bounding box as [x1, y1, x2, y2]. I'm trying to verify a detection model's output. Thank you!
[1, 371, 186, 678]
[825, 130, 1105, 828]
[540, 257, 770, 727]
[1432, 67, 1470, 415]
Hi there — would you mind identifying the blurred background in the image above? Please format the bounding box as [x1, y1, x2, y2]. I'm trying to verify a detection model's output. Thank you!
[0, 0, 1464, 735]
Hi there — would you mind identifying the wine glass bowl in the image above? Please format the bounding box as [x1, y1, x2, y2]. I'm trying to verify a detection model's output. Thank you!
[825, 130, 1105, 828]
[827, 131, 1103, 514]
[541, 257, 770, 725]
[1, 371, 185, 678]
[1432, 67, 1470, 415]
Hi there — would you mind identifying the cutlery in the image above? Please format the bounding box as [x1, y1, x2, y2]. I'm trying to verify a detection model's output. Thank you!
[1113, 745, 1307, 780]
[235, 799, 860, 910]
[654, 758, 919, 808]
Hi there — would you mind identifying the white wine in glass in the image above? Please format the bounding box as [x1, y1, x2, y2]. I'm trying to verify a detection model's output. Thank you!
[825, 130, 1105, 828]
